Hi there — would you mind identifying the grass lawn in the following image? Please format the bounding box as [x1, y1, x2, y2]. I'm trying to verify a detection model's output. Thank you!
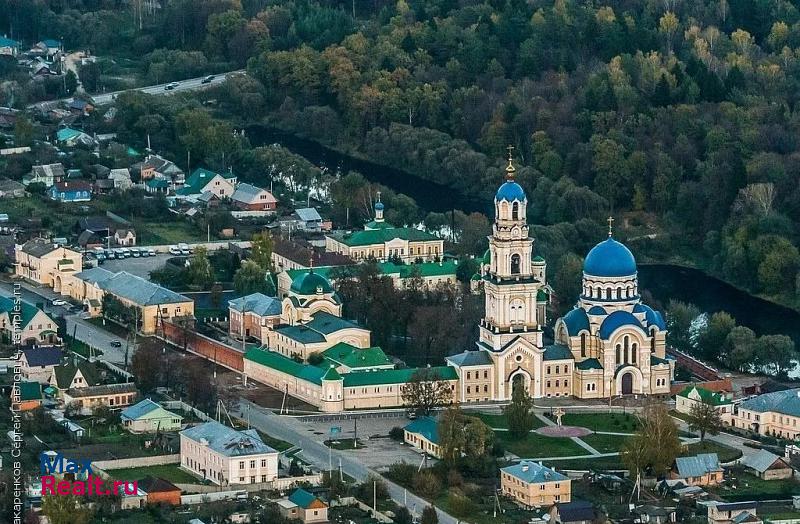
[715, 470, 799, 501]
[497, 431, 586, 458]
[108, 464, 198, 484]
[582, 433, 631, 453]
[682, 440, 742, 463]
[560, 412, 640, 432]
[134, 220, 213, 245]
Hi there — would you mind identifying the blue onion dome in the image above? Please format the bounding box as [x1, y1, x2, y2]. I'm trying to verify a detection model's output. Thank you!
[375, 202, 384, 211]
[598, 310, 644, 339]
[496, 180, 526, 202]
[290, 271, 333, 295]
[587, 305, 606, 315]
[562, 307, 590, 335]
[583, 237, 637, 277]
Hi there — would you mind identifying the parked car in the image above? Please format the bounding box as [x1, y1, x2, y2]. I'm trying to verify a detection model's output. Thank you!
[202, 75, 215, 84]
[165, 82, 179, 90]
[169, 245, 181, 255]
[113, 249, 125, 258]
[121, 248, 131, 257]
[109, 340, 122, 348]
[148, 249, 157, 256]
[51, 299, 67, 307]
[130, 248, 140, 257]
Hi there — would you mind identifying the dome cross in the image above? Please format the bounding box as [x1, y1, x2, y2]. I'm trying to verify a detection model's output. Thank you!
[607, 216, 614, 237]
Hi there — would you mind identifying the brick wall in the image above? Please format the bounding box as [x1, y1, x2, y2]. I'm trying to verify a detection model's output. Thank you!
[161, 321, 244, 372]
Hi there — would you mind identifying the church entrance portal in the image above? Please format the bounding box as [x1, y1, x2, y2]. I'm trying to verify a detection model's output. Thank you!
[621, 372, 633, 395]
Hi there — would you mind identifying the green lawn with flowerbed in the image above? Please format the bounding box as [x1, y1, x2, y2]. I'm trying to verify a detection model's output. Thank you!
[496, 431, 586, 458]
[560, 412, 640, 432]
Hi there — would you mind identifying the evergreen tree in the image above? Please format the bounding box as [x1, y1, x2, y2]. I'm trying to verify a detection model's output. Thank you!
[421, 505, 438, 524]
[504, 380, 535, 439]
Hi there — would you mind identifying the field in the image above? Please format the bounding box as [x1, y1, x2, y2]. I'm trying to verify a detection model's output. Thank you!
[582, 433, 630, 453]
[107, 464, 199, 484]
[714, 469, 799, 501]
[682, 441, 742, 463]
[471, 412, 546, 430]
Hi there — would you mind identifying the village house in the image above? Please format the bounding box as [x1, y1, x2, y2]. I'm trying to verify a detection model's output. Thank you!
[48, 180, 92, 202]
[15, 238, 82, 289]
[732, 389, 800, 440]
[24, 163, 65, 187]
[63, 382, 138, 415]
[13, 382, 43, 412]
[0, 36, 19, 57]
[20, 346, 64, 383]
[281, 207, 324, 233]
[271, 236, 353, 273]
[121, 399, 183, 433]
[671, 453, 723, 487]
[630, 505, 677, 524]
[740, 449, 795, 480]
[145, 178, 170, 195]
[706, 501, 762, 524]
[131, 154, 185, 186]
[137, 477, 182, 506]
[675, 385, 733, 424]
[403, 417, 442, 459]
[501, 461, 572, 508]
[108, 168, 133, 190]
[0, 296, 60, 346]
[276, 489, 329, 524]
[231, 183, 277, 211]
[175, 167, 237, 200]
[180, 420, 279, 485]
[56, 127, 96, 148]
[114, 228, 136, 246]
[50, 362, 101, 394]
[34, 39, 61, 57]
[548, 500, 598, 524]
[0, 178, 26, 198]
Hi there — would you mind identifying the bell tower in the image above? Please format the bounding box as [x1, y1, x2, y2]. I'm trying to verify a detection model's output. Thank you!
[480, 148, 546, 344]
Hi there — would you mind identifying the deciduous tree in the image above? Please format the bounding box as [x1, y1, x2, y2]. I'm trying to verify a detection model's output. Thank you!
[686, 399, 723, 441]
[504, 381, 535, 439]
[401, 369, 452, 417]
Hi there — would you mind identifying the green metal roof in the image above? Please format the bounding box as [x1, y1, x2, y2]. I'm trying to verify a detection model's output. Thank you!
[676, 385, 730, 406]
[576, 358, 603, 370]
[364, 220, 395, 230]
[322, 365, 342, 381]
[288, 488, 322, 509]
[176, 167, 234, 195]
[543, 344, 572, 361]
[328, 227, 439, 247]
[378, 260, 458, 278]
[53, 363, 100, 389]
[321, 342, 391, 369]
[18, 381, 42, 402]
[404, 416, 439, 444]
[290, 271, 334, 295]
[0, 296, 43, 329]
[342, 366, 457, 387]
[244, 348, 326, 385]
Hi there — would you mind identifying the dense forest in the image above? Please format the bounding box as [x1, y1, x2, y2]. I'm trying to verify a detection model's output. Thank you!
[2, 0, 800, 312]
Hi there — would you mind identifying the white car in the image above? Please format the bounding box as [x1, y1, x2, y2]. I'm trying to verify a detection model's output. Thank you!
[169, 246, 181, 255]
[51, 299, 67, 307]
[148, 249, 157, 256]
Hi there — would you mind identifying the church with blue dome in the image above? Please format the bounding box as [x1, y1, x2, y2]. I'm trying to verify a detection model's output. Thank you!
[448, 153, 673, 402]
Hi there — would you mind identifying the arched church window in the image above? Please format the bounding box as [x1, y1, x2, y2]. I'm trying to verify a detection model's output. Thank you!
[628, 286, 634, 297]
[596, 286, 602, 298]
[580, 333, 586, 358]
[616, 344, 621, 365]
[632, 343, 637, 364]
[617, 286, 623, 299]
[511, 254, 521, 274]
[606, 287, 612, 299]
[624, 336, 629, 364]
[512, 201, 519, 220]
[651, 329, 656, 352]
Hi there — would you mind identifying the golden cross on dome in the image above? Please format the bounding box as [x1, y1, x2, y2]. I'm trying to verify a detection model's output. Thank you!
[607, 216, 614, 237]
[505, 145, 516, 180]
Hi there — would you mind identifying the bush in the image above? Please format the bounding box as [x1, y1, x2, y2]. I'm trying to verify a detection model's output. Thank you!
[412, 470, 442, 498]
[447, 489, 478, 519]
[446, 469, 463, 488]
[387, 462, 416, 486]
[389, 426, 405, 441]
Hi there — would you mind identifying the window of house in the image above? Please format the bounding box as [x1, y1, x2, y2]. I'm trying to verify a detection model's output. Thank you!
[239, 461, 245, 469]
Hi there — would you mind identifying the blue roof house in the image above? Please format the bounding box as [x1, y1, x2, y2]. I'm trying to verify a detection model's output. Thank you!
[501, 460, 571, 507]
[671, 453, 723, 486]
[48, 181, 92, 202]
[0, 36, 19, 57]
[403, 417, 442, 458]
[121, 399, 183, 433]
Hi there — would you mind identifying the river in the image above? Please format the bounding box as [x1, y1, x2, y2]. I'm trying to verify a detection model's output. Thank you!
[244, 125, 487, 214]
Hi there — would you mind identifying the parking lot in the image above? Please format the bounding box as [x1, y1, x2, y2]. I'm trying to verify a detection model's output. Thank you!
[100, 253, 172, 278]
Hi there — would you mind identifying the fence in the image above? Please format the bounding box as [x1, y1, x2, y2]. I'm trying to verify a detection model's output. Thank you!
[175, 474, 322, 495]
[180, 491, 248, 505]
[93, 454, 180, 471]
[332, 497, 393, 523]
[666, 347, 721, 381]
[161, 400, 213, 422]
[160, 320, 244, 372]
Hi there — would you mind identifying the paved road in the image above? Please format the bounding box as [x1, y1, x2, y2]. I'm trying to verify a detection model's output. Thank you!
[0, 280, 131, 365]
[237, 400, 459, 524]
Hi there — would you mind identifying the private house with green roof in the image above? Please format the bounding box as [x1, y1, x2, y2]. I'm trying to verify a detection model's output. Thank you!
[277, 488, 329, 523]
[121, 399, 183, 433]
[175, 167, 237, 201]
[50, 362, 101, 394]
[676, 385, 733, 424]
[325, 199, 443, 263]
[0, 296, 60, 346]
[403, 416, 442, 458]
[13, 381, 43, 412]
[0, 36, 20, 57]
